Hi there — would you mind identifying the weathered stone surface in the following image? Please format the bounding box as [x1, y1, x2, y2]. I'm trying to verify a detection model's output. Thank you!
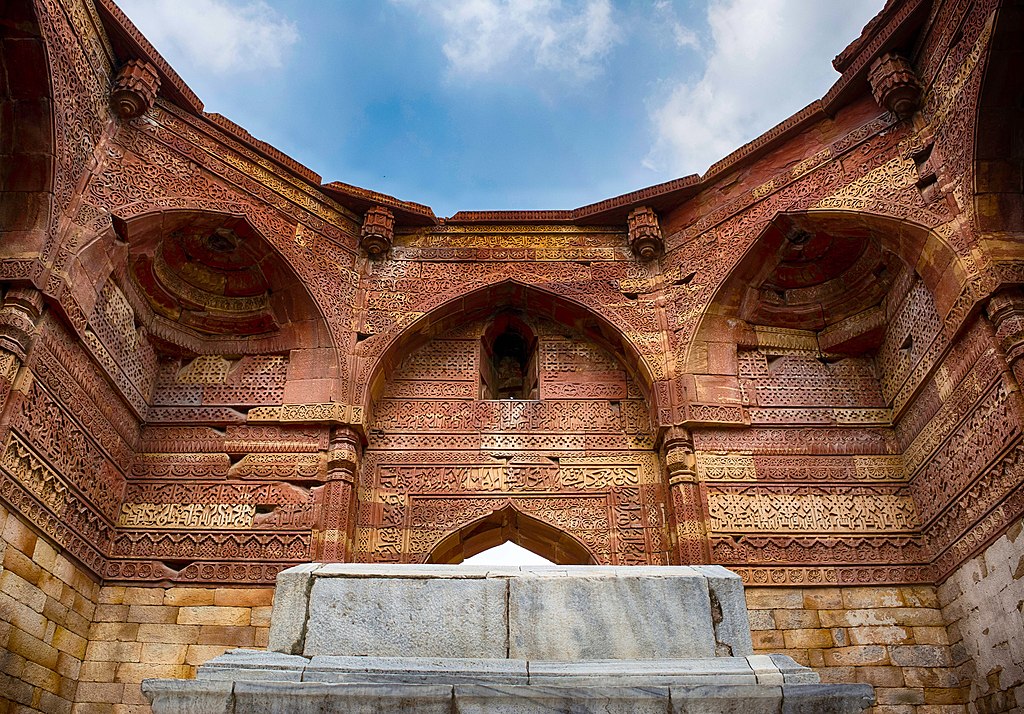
[233, 681, 454, 714]
[526, 658, 756, 686]
[304, 656, 528, 684]
[453, 684, 671, 714]
[697, 565, 755, 657]
[670, 684, 782, 714]
[143, 679, 234, 714]
[508, 568, 716, 660]
[266, 564, 317, 656]
[781, 683, 875, 713]
[196, 650, 308, 682]
[303, 572, 508, 658]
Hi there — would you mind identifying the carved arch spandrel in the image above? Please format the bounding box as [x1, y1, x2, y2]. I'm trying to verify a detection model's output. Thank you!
[355, 278, 661, 417]
[426, 504, 598, 566]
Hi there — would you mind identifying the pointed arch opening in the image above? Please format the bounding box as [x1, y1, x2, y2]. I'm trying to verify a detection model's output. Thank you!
[426, 505, 597, 566]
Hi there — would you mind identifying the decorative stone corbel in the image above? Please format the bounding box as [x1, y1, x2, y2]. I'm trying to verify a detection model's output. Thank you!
[627, 206, 664, 260]
[867, 53, 922, 119]
[360, 206, 395, 258]
[110, 60, 161, 119]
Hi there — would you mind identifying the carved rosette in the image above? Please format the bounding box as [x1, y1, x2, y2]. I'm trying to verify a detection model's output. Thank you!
[360, 206, 396, 258]
[627, 206, 664, 260]
[867, 53, 922, 119]
[110, 60, 161, 119]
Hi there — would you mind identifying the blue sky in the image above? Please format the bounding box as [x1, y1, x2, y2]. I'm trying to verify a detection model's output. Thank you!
[117, 0, 885, 218]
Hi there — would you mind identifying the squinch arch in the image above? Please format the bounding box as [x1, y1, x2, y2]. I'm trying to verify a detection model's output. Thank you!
[427, 504, 597, 565]
[686, 209, 970, 371]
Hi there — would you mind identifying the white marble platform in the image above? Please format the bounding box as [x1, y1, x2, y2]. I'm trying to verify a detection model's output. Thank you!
[143, 564, 874, 713]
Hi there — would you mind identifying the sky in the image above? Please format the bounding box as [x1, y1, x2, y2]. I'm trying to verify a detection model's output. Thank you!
[116, 0, 885, 218]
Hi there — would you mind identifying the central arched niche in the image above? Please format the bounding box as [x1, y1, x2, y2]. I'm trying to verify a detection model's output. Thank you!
[355, 304, 669, 566]
[427, 505, 597, 565]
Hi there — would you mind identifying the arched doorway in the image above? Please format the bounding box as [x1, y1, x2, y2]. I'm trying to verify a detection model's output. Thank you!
[353, 291, 670, 566]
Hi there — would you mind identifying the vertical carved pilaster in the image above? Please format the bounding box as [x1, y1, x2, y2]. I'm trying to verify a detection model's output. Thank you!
[312, 425, 362, 562]
[986, 288, 1024, 388]
[662, 426, 710, 565]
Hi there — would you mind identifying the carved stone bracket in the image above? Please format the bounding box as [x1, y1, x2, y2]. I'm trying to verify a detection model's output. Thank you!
[627, 206, 664, 260]
[110, 60, 160, 119]
[867, 53, 922, 119]
[360, 206, 396, 258]
[327, 425, 362, 482]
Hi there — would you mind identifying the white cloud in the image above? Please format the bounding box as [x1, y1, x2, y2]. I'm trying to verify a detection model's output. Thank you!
[402, 0, 619, 81]
[117, 0, 298, 74]
[654, 0, 700, 51]
[645, 0, 883, 176]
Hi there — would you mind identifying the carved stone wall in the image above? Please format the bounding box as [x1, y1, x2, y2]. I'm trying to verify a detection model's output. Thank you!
[0, 0, 1021, 710]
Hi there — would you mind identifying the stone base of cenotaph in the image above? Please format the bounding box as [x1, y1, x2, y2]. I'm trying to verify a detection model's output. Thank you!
[143, 564, 874, 713]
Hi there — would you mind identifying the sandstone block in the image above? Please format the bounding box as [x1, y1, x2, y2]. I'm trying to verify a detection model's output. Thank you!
[746, 589, 804, 610]
[773, 610, 820, 630]
[127, 605, 178, 624]
[847, 626, 910, 646]
[162, 588, 215, 607]
[177, 607, 250, 627]
[822, 646, 889, 667]
[782, 629, 833, 649]
[85, 639, 142, 664]
[123, 587, 165, 606]
[137, 624, 200, 644]
[213, 588, 273, 607]
[889, 645, 951, 668]
[141, 643, 188, 665]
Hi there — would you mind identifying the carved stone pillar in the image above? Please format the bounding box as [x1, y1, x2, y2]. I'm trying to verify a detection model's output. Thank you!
[110, 60, 161, 119]
[312, 425, 362, 562]
[627, 206, 664, 260]
[986, 288, 1024, 387]
[867, 53, 922, 119]
[0, 286, 43, 420]
[360, 206, 395, 258]
[662, 426, 710, 565]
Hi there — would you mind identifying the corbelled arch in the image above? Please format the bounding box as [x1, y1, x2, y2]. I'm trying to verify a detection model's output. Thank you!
[358, 278, 658, 416]
[426, 504, 597, 565]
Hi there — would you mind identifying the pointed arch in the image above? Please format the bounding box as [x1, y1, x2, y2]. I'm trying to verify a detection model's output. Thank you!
[426, 504, 597, 565]
[973, 1, 1024, 235]
[359, 279, 656, 413]
[0, 0, 55, 262]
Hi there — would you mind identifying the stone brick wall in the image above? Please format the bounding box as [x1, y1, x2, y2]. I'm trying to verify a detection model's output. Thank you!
[747, 586, 968, 713]
[0, 503, 99, 714]
[75, 583, 273, 712]
[939, 517, 1024, 713]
